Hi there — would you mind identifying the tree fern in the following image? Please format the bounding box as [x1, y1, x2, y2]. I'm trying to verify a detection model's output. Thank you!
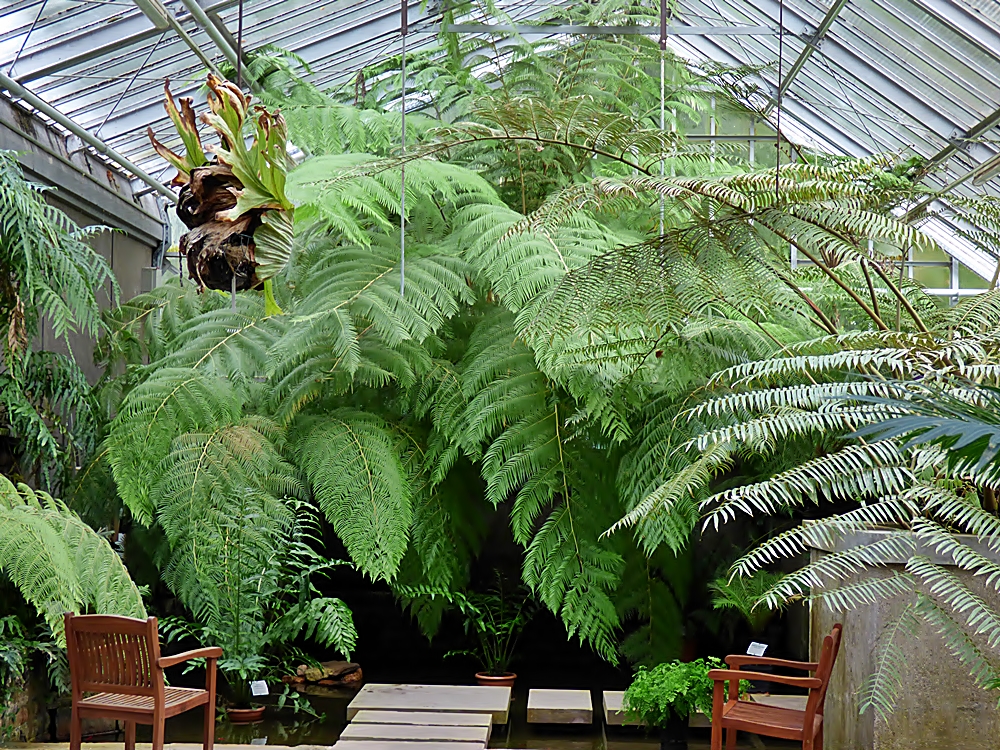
[0, 151, 115, 489]
[0, 475, 144, 641]
[294, 410, 413, 581]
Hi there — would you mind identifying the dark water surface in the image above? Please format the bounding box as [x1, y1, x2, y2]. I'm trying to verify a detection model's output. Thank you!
[123, 686, 792, 750]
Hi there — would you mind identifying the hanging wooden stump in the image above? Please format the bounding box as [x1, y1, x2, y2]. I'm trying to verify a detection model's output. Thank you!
[176, 164, 242, 228]
[150, 76, 293, 293]
[181, 210, 262, 291]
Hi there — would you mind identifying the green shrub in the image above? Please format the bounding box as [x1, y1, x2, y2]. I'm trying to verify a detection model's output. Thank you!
[623, 658, 745, 726]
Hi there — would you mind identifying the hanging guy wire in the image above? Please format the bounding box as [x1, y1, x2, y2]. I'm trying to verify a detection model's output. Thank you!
[400, 0, 408, 298]
[775, 0, 784, 204]
[659, 0, 667, 237]
[8, 0, 47, 77]
[232, 0, 244, 311]
[96, 32, 166, 137]
[235, 0, 245, 90]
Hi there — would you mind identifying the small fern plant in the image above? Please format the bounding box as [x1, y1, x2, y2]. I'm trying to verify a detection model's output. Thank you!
[624, 658, 742, 729]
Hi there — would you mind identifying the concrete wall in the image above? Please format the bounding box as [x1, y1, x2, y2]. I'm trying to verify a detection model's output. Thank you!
[810, 531, 1000, 750]
[1, 93, 165, 380]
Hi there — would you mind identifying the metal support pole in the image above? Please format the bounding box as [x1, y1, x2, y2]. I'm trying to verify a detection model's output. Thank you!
[0, 70, 177, 202]
[176, 0, 239, 68]
[400, 0, 407, 297]
[175, 0, 265, 96]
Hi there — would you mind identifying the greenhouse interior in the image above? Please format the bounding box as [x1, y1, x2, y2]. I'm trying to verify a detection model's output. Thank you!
[4, 0, 1000, 748]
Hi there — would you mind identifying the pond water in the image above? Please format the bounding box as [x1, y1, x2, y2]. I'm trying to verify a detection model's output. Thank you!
[121, 687, 794, 750]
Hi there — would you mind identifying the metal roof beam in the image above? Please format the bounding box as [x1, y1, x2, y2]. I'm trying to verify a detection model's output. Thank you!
[443, 23, 776, 35]
[290, 0, 432, 68]
[924, 105, 1000, 173]
[11, 0, 238, 84]
[175, 0, 267, 95]
[669, 34, 870, 157]
[763, 0, 848, 115]
[176, 0, 239, 69]
[90, 80, 203, 141]
[0, 70, 176, 202]
[739, 0, 961, 142]
[907, 0, 1000, 61]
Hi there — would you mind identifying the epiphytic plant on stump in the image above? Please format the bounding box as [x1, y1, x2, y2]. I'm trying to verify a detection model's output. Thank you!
[148, 75, 293, 299]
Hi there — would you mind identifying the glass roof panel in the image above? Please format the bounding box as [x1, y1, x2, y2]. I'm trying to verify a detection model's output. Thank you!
[1, 0, 999, 272]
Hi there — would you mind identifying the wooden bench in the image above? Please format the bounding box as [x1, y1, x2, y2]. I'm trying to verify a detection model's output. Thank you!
[347, 684, 512, 724]
[527, 689, 593, 724]
[64, 613, 220, 750]
[709, 624, 843, 750]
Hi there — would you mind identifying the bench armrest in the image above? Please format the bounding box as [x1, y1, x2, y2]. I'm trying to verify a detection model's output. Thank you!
[158, 647, 223, 669]
[708, 669, 821, 690]
[724, 655, 820, 671]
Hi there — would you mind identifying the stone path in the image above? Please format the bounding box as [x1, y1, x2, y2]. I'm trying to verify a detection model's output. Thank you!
[346, 684, 511, 725]
[526, 689, 593, 724]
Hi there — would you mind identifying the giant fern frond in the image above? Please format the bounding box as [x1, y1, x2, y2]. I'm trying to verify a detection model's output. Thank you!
[0, 475, 145, 641]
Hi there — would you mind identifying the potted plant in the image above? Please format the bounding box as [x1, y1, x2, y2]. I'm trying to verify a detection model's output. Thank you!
[159, 496, 357, 724]
[445, 581, 534, 688]
[624, 659, 745, 749]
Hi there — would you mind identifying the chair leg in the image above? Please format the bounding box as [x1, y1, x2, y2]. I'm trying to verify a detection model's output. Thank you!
[124, 721, 135, 750]
[203, 700, 216, 750]
[69, 707, 82, 750]
[726, 727, 736, 750]
[204, 657, 217, 750]
[152, 715, 165, 750]
[711, 721, 722, 750]
[815, 725, 823, 750]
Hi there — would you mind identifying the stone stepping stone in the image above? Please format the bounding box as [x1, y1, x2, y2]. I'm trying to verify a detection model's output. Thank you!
[602, 691, 637, 726]
[526, 689, 593, 724]
[335, 742, 484, 750]
[747, 694, 808, 711]
[340, 723, 488, 746]
[602, 691, 712, 728]
[347, 684, 512, 724]
[351, 711, 493, 727]
[351, 710, 492, 742]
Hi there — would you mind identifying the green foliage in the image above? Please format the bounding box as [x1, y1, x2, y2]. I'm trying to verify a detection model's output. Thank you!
[0, 475, 145, 642]
[0, 151, 114, 489]
[710, 571, 786, 635]
[160, 500, 356, 709]
[94, 1, 978, 674]
[633, 328, 1000, 714]
[294, 412, 413, 582]
[399, 576, 534, 676]
[623, 658, 736, 726]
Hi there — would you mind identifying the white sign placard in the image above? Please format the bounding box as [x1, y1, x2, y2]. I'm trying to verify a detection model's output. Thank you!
[747, 641, 768, 657]
[250, 739, 267, 745]
[249, 679, 269, 697]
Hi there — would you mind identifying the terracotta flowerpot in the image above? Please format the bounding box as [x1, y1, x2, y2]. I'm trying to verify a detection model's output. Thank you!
[475, 672, 516, 688]
[226, 705, 265, 724]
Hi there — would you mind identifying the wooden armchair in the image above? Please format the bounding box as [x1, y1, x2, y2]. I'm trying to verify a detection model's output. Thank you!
[708, 623, 842, 750]
[65, 613, 222, 750]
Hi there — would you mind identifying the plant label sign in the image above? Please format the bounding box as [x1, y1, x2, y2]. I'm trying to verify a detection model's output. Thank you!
[747, 641, 768, 657]
[249, 680, 269, 697]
